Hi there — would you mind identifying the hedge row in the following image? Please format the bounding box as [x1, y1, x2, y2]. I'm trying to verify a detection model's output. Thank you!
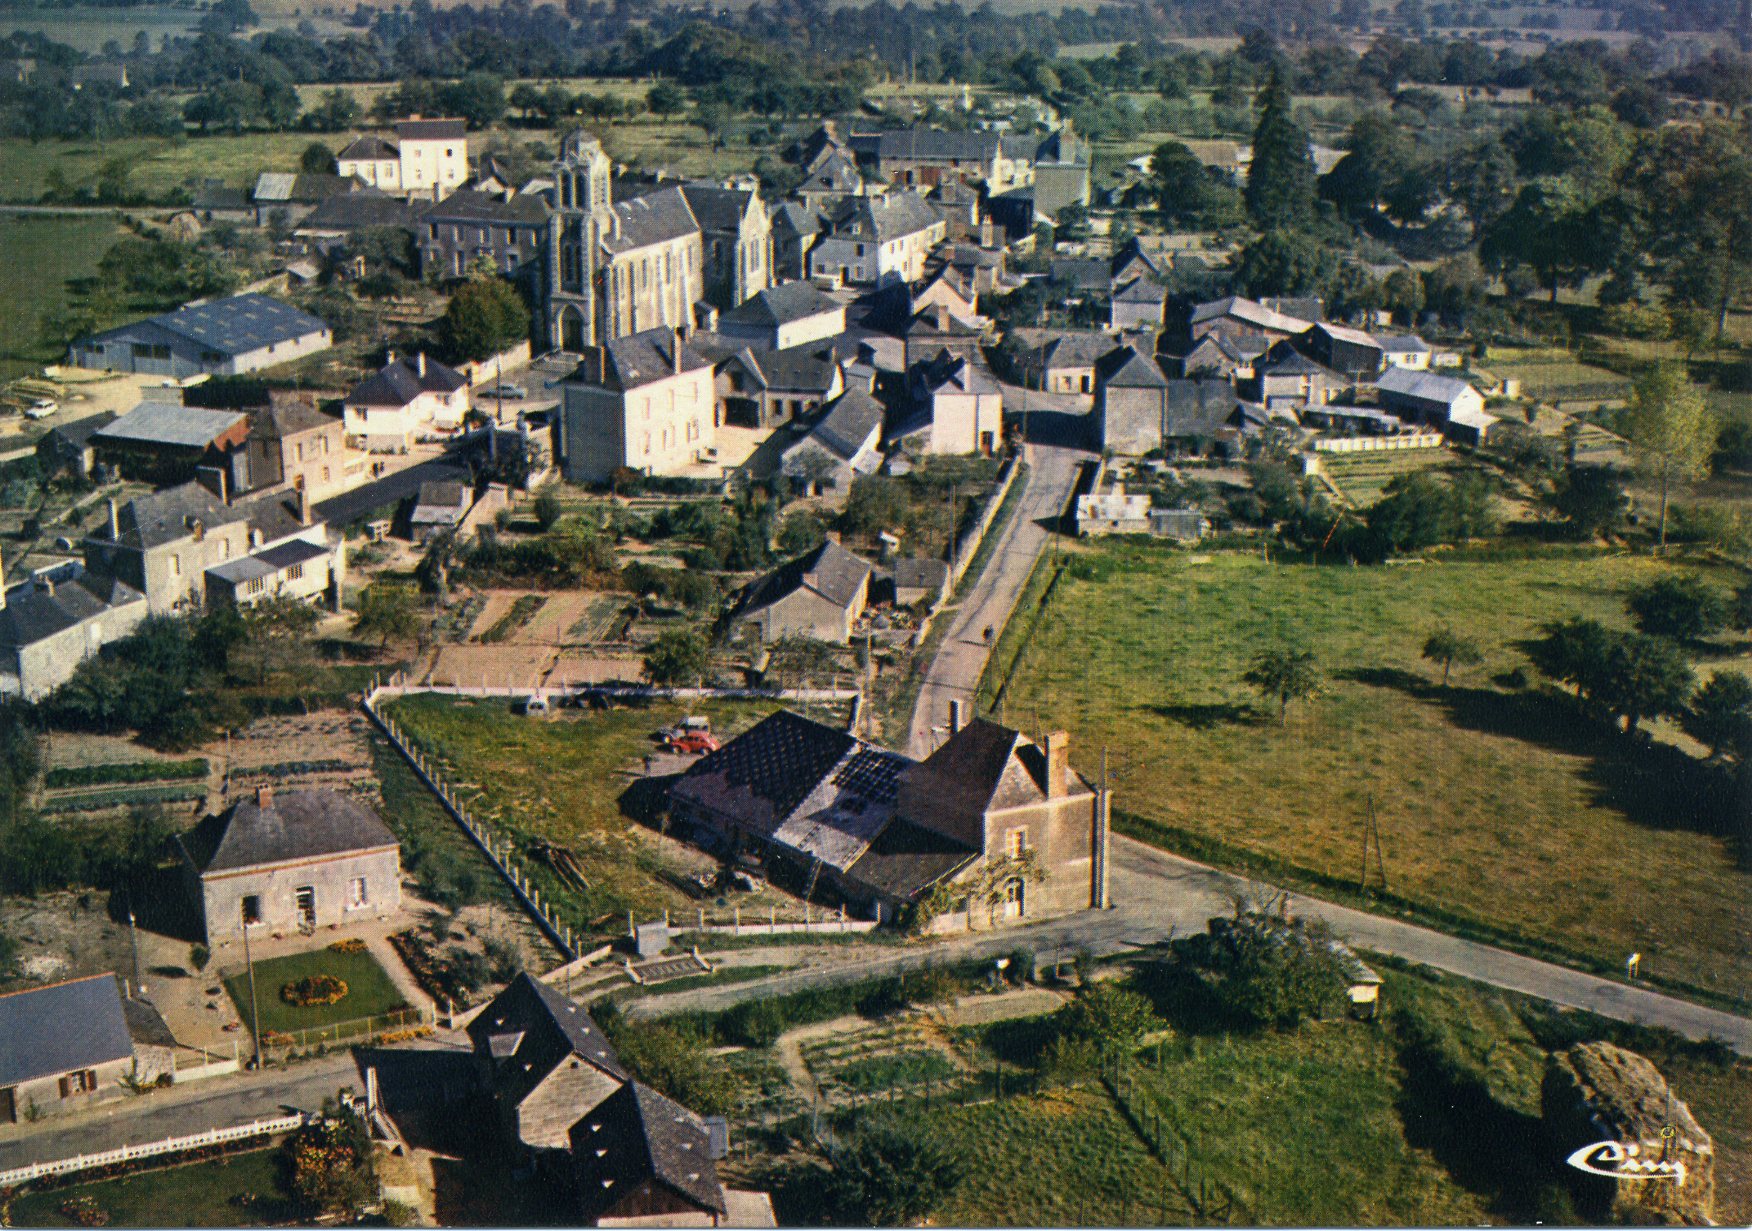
[44, 759, 208, 789]
[39, 785, 207, 815]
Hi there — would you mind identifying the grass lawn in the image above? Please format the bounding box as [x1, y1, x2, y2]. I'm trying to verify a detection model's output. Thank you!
[7, 1148, 294, 1228]
[381, 695, 788, 929]
[0, 213, 127, 382]
[223, 945, 408, 1036]
[981, 543, 1752, 1004]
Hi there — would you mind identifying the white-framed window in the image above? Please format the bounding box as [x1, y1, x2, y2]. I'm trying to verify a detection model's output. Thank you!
[169, 553, 181, 578]
[1004, 827, 1026, 859]
[348, 876, 368, 908]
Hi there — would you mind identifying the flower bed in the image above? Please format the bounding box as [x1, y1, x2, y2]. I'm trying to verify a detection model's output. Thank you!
[281, 975, 348, 1008]
[328, 938, 367, 954]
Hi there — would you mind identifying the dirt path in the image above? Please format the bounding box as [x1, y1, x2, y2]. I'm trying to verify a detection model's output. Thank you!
[773, 1014, 864, 1105]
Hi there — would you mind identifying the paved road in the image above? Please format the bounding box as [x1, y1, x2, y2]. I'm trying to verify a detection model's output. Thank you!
[0, 1054, 361, 1171]
[631, 838, 1752, 1053]
[905, 441, 1085, 758]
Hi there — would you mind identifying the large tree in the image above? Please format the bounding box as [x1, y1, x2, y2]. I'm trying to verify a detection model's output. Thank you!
[1481, 177, 1595, 304]
[1630, 122, 1752, 340]
[1684, 670, 1752, 762]
[1150, 140, 1244, 230]
[822, 1124, 964, 1227]
[441, 274, 531, 362]
[643, 628, 710, 687]
[1622, 362, 1716, 552]
[1626, 575, 1732, 641]
[1244, 68, 1316, 232]
[1594, 633, 1694, 737]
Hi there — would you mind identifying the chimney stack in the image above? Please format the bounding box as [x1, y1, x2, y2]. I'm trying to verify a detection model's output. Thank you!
[948, 698, 965, 736]
[255, 785, 272, 808]
[1045, 730, 1070, 799]
[107, 497, 119, 540]
[671, 329, 684, 375]
[296, 485, 311, 527]
[417, 352, 427, 378]
[385, 349, 397, 369]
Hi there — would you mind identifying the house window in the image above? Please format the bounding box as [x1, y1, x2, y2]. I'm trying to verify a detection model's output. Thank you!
[1004, 827, 1026, 858]
[241, 894, 262, 925]
[245, 577, 264, 596]
[287, 562, 304, 581]
[348, 876, 368, 908]
[60, 1070, 97, 1098]
[169, 554, 181, 578]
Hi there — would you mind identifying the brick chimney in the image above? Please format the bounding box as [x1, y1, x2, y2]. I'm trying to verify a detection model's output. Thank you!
[948, 698, 965, 736]
[107, 497, 119, 540]
[1045, 731, 1070, 798]
[671, 329, 685, 375]
[255, 785, 273, 808]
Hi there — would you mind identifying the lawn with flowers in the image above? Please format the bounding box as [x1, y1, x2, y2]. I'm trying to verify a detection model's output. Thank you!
[223, 944, 407, 1035]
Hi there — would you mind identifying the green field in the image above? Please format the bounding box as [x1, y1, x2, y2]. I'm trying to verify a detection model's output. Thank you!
[223, 945, 408, 1036]
[0, 133, 322, 202]
[6, 1149, 293, 1228]
[0, 213, 127, 381]
[982, 543, 1752, 1004]
[381, 695, 794, 928]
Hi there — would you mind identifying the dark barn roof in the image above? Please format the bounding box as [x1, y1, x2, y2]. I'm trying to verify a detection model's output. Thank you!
[570, 1081, 727, 1220]
[466, 972, 626, 1110]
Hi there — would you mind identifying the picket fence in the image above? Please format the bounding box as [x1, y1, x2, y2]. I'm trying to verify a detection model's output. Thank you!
[0, 1113, 306, 1189]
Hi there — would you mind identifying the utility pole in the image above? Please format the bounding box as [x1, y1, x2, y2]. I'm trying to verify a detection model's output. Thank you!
[126, 898, 145, 998]
[242, 917, 263, 1069]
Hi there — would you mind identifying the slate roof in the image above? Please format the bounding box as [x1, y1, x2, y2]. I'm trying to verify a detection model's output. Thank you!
[466, 972, 626, 1111]
[94, 294, 328, 359]
[895, 718, 1076, 848]
[0, 573, 144, 650]
[426, 188, 550, 226]
[722, 282, 842, 330]
[178, 789, 397, 875]
[1378, 334, 1432, 354]
[252, 173, 363, 205]
[1311, 321, 1380, 348]
[1190, 295, 1314, 335]
[1163, 379, 1240, 438]
[42, 412, 116, 453]
[1112, 275, 1166, 305]
[1257, 343, 1335, 379]
[843, 817, 975, 901]
[673, 709, 862, 839]
[95, 404, 245, 450]
[575, 328, 711, 393]
[914, 350, 999, 396]
[804, 388, 884, 461]
[1095, 344, 1167, 389]
[740, 539, 873, 619]
[798, 150, 863, 196]
[874, 129, 1004, 163]
[770, 201, 821, 235]
[298, 193, 423, 233]
[680, 184, 757, 233]
[251, 399, 336, 439]
[1049, 258, 1111, 291]
[727, 343, 842, 394]
[831, 192, 941, 244]
[571, 1081, 727, 1220]
[191, 183, 250, 212]
[122, 996, 177, 1050]
[603, 186, 699, 255]
[1376, 366, 1476, 406]
[0, 974, 134, 1088]
[104, 481, 243, 550]
[337, 134, 398, 161]
[346, 354, 467, 408]
[892, 557, 949, 592]
[206, 537, 328, 584]
[395, 118, 467, 141]
[1034, 332, 1113, 369]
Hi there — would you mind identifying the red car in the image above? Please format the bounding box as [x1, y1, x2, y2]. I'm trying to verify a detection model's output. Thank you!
[667, 731, 721, 754]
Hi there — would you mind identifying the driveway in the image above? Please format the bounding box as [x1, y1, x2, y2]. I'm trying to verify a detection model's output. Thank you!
[906, 440, 1086, 758]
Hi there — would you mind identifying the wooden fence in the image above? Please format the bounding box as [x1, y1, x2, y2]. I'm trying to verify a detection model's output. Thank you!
[253, 1005, 436, 1060]
[0, 1113, 306, 1188]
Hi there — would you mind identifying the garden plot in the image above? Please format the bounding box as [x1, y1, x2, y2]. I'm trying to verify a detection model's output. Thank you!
[517, 591, 595, 644]
[798, 1016, 970, 1106]
[218, 713, 377, 796]
[425, 643, 559, 689]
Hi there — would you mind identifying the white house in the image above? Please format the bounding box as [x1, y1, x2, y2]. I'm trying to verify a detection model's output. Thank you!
[1380, 334, 1433, 371]
[903, 351, 1004, 456]
[343, 352, 471, 452]
[561, 328, 716, 482]
[336, 118, 470, 201]
[717, 282, 846, 351]
[1376, 367, 1494, 445]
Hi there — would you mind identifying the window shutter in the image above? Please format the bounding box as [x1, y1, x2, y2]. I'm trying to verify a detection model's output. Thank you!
[58, 1076, 71, 1098]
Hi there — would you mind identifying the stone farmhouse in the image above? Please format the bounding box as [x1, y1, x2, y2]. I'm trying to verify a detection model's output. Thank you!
[776, 387, 885, 500]
[560, 327, 716, 482]
[716, 343, 846, 430]
[669, 705, 1111, 928]
[0, 975, 176, 1125]
[0, 566, 148, 701]
[69, 294, 332, 380]
[854, 129, 1035, 194]
[175, 787, 401, 950]
[244, 395, 350, 502]
[83, 481, 339, 614]
[730, 539, 873, 644]
[418, 188, 551, 280]
[467, 973, 775, 1226]
[343, 351, 472, 452]
[809, 191, 946, 286]
[336, 118, 471, 201]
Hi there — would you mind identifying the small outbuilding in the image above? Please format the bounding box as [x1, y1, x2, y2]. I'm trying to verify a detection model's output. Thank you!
[0, 974, 175, 1124]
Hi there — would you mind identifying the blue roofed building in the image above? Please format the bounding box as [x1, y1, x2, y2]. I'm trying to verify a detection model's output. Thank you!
[0, 974, 176, 1125]
[69, 293, 333, 379]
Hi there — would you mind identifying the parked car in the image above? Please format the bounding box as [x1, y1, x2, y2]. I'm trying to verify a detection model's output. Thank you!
[23, 399, 57, 419]
[489, 383, 528, 400]
[657, 716, 712, 742]
[667, 731, 721, 754]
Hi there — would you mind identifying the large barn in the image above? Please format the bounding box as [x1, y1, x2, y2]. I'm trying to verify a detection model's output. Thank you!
[69, 294, 332, 379]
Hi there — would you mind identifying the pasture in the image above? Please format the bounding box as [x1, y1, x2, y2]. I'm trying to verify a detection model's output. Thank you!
[980, 543, 1752, 1006]
[0, 213, 126, 382]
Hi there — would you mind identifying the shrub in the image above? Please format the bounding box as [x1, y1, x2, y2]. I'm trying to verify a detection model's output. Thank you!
[189, 943, 210, 972]
[44, 759, 208, 788]
[328, 938, 366, 954]
[1053, 982, 1160, 1060]
[822, 1122, 964, 1227]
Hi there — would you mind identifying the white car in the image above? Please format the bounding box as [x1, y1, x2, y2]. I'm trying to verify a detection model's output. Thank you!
[23, 399, 57, 419]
